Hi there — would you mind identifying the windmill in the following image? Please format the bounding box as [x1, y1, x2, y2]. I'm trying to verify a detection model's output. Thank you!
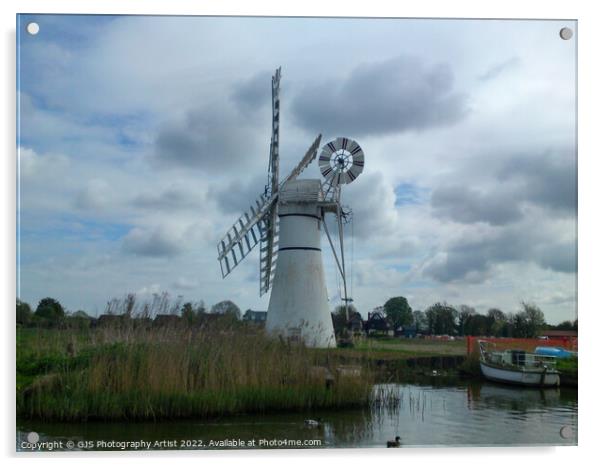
[217, 68, 365, 347]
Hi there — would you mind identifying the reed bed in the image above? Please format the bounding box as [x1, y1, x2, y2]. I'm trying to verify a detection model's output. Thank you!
[17, 324, 377, 421]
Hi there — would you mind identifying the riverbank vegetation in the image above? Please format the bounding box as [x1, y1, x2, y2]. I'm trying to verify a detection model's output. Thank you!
[557, 356, 578, 386]
[17, 322, 385, 421]
[17, 326, 371, 420]
[16, 294, 577, 420]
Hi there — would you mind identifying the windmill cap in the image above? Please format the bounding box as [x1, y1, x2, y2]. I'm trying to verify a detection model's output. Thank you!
[280, 179, 323, 203]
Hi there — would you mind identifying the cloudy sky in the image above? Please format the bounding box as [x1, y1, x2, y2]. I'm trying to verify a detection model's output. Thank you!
[17, 15, 577, 323]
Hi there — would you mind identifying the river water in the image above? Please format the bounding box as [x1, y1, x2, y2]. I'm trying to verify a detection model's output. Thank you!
[17, 381, 577, 450]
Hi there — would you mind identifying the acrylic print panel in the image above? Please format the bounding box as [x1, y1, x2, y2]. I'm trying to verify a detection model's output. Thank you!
[16, 14, 577, 451]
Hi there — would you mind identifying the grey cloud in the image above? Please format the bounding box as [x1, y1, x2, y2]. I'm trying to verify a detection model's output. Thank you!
[341, 172, 399, 239]
[431, 185, 523, 226]
[535, 241, 577, 274]
[478, 57, 521, 81]
[291, 56, 469, 137]
[210, 174, 268, 215]
[426, 149, 576, 282]
[497, 152, 577, 213]
[172, 277, 201, 290]
[132, 187, 202, 211]
[422, 228, 576, 283]
[542, 292, 576, 306]
[73, 179, 112, 211]
[231, 71, 271, 114]
[122, 226, 185, 257]
[153, 107, 264, 171]
[431, 151, 576, 226]
[424, 252, 490, 284]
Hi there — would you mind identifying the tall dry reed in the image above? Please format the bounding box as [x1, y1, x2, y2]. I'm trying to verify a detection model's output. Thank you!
[18, 322, 373, 420]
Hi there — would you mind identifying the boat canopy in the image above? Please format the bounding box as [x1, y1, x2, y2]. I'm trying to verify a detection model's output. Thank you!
[534, 346, 576, 359]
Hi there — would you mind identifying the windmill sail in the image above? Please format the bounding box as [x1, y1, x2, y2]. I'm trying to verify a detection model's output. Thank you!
[217, 192, 277, 278]
[281, 134, 322, 185]
[267, 67, 281, 197]
[218, 68, 282, 282]
[259, 204, 278, 295]
[259, 67, 282, 295]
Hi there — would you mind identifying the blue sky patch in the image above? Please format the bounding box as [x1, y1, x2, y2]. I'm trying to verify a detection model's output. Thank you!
[20, 215, 131, 244]
[394, 182, 428, 206]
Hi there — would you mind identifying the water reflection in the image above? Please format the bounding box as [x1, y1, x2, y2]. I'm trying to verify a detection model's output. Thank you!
[468, 382, 561, 410]
[17, 381, 577, 450]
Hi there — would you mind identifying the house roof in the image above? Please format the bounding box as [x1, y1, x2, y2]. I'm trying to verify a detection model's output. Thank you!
[365, 311, 392, 329]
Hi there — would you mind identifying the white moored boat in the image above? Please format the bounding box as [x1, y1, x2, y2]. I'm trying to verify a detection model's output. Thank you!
[478, 340, 560, 388]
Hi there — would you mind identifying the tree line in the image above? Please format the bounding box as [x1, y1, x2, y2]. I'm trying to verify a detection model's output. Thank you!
[17, 293, 577, 339]
[16, 294, 243, 329]
[335, 296, 576, 338]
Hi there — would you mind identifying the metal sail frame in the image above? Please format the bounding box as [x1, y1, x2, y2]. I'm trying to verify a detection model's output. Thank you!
[259, 67, 282, 296]
[219, 67, 282, 286]
[268, 67, 281, 198]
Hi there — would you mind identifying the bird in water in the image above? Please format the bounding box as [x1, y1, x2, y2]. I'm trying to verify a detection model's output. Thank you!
[304, 418, 322, 427]
[386, 436, 401, 448]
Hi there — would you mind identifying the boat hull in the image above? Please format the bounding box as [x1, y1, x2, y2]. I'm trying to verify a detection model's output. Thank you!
[480, 362, 560, 387]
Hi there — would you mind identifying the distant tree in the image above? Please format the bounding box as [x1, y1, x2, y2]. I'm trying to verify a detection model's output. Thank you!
[68, 310, 92, 329]
[211, 300, 241, 319]
[504, 312, 515, 337]
[487, 308, 505, 321]
[412, 310, 427, 333]
[457, 305, 476, 336]
[521, 302, 546, 337]
[554, 320, 576, 331]
[180, 301, 206, 325]
[16, 299, 33, 325]
[512, 312, 529, 338]
[332, 304, 359, 336]
[425, 302, 458, 335]
[425, 307, 436, 334]
[35, 297, 65, 324]
[486, 308, 506, 336]
[383, 297, 413, 329]
[181, 302, 196, 324]
[334, 304, 358, 319]
[465, 314, 489, 336]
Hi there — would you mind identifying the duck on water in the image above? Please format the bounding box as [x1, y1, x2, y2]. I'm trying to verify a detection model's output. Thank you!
[387, 436, 401, 448]
[304, 419, 322, 428]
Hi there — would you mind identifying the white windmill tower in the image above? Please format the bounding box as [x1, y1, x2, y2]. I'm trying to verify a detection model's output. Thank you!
[217, 68, 364, 348]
